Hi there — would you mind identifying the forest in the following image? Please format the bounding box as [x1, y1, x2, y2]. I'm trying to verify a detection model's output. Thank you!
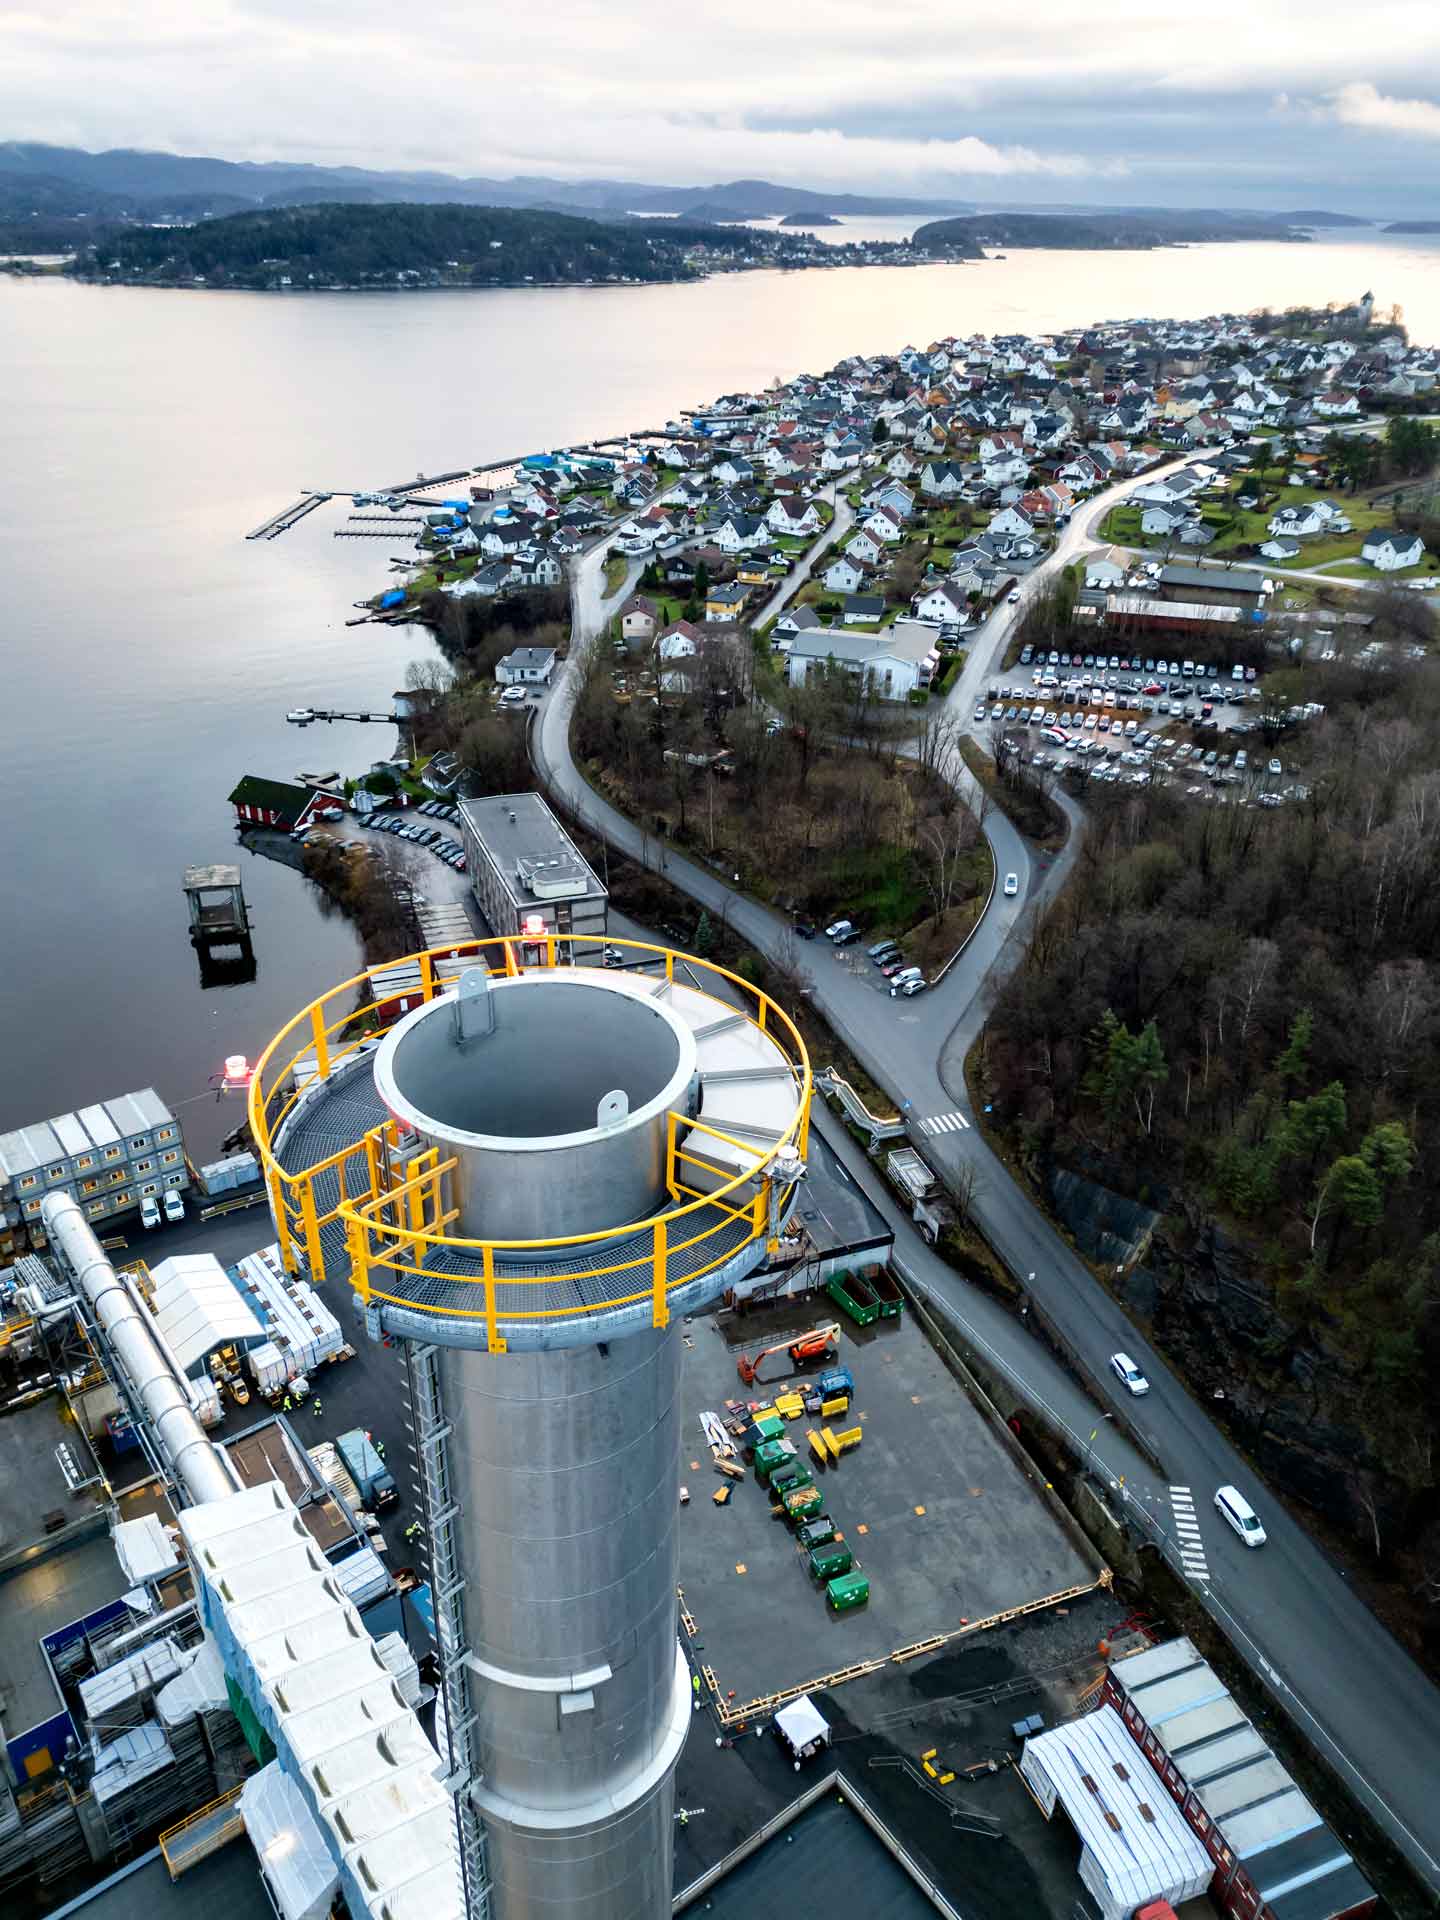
[979, 590, 1440, 1630]
[71, 202, 708, 288]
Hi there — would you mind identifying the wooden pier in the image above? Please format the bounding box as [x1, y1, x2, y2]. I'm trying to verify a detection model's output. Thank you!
[287, 708, 402, 725]
[246, 492, 331, 541]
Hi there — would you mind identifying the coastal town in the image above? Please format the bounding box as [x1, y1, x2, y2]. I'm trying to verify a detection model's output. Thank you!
[4, 288, 1440, 1920]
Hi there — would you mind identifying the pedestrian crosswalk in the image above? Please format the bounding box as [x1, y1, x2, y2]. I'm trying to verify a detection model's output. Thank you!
[920, 1111, 970, 1136]
[1169, 1485, 1210, 1583]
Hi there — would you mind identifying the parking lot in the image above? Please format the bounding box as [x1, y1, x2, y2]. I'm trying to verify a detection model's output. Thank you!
[676, 1301, 1101, 1715]
[985, 644, 1318, 802]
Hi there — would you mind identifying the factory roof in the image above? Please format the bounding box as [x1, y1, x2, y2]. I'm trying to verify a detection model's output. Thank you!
[1157, 563, 1267, 594]
[458, 790, 606, 910]
[1108, 1637, 1373, 1920]
[1106, 594, 1244, 625]
[46, 1840, 275, 1920]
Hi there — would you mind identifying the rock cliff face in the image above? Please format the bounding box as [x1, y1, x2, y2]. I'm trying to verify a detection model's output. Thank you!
[1044, 1162, 1403, 1540]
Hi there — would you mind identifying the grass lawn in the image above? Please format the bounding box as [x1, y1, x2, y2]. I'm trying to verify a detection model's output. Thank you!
[1323, 559, 1431, 581]
[1099, 505, 1144, 544]
[602, 553, 629, 595]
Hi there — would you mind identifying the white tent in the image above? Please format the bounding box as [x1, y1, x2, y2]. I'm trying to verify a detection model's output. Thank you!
[774, 1694, 830, 1768]
[149, 1252, 263, 1375]
[1021, 1705, 1211, 1920]
[112, 1513, 178, 1584]
[240, 1760, 338, 1920]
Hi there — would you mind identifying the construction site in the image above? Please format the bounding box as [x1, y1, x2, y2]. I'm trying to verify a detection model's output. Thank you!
[0, 936, 1381, 1920]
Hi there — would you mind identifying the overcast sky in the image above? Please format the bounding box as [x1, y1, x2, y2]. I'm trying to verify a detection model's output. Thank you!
[4, 1, 1440, 213]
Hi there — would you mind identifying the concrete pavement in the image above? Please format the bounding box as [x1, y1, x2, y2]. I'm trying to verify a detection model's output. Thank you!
[539, 463, 1440, 1894]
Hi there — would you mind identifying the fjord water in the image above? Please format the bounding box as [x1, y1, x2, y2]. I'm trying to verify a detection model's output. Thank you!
[1, 233, 1437, 1155]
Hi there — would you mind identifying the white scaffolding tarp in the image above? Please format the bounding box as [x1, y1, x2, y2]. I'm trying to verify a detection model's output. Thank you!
[240, 1761, 339, 1920]
[1020, 1705, 1211, 1920]
[113, 1514, 178, 1585]
[150, 1253, 263, 1374]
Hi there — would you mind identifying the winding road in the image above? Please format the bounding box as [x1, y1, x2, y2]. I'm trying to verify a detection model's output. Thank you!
[535, 465, 1440, 1893]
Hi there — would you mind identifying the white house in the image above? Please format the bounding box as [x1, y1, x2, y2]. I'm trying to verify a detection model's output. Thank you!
[845, 529, 884, 567]
[712, 513, 768, 553]
[786, 619, 938, 701]
[1260, 536, 1303, 563]
[766, 496, 823, 537]
[862, 506, 905, 545]
[1313, 390, 1360, 417]
[824, 555, 866, 594]
[988, 504, 1036, 540]
[913, 580, 969, 624]
[495, 646, 557, 686]
[1361, 528, 1426, 571]
[1140, 503, 1192, 538]
[920, 459, 966, 498]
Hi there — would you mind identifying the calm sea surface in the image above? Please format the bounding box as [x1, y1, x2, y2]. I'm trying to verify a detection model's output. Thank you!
[1, 233, 1437, 1156]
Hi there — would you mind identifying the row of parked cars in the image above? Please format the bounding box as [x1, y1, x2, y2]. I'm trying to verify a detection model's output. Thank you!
[821, 922, 929, 998]
[364, 803, 468, 872]
[1020, 646, 1258, 685]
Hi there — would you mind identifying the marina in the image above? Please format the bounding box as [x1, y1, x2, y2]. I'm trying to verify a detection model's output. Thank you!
[243, 492, 331, 541]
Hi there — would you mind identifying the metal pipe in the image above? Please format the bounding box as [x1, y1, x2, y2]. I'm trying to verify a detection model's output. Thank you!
[41, 1193, 236, 1507]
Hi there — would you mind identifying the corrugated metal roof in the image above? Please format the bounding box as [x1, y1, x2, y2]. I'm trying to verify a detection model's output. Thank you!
[1021, 1705, 1211, 1920]
[50, 1112, 93, 1158]
[1152, 1696, 1250, 1761]
[78, 1104, 121, 1147]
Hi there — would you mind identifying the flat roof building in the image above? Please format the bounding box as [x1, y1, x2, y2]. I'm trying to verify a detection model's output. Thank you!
[0, 1089, 188, 1248]
[456, 791, 607, 943]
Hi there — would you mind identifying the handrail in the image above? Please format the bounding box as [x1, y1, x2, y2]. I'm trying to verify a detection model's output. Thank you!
[247, 937, 811, 1346]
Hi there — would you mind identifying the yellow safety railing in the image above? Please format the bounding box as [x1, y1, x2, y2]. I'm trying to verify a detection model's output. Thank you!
[248, 937, 811, 1350]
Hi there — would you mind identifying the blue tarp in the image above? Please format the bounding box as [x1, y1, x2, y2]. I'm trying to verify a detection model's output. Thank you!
[380, 590, 406, 609]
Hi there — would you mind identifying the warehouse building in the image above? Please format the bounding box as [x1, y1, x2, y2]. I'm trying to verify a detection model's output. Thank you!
[457, 790, 608, 943]
[1102, 1637, 1375, 1920]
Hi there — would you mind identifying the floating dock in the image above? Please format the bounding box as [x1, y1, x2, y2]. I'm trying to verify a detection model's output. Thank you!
[245, 492, 331, 541]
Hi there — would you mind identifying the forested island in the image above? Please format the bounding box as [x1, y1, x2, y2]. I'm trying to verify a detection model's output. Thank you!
[913, 209, 1312, 253]
[64, 199, 927, 290]
[71, 202, 712, 289]
[1385, 221, 1440, 234]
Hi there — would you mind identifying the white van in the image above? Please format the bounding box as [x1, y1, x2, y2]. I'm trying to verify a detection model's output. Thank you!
[1215, 1485, 1267, 1547]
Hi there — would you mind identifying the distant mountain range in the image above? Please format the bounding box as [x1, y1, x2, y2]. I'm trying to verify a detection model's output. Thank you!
[0, 144, 974, 223]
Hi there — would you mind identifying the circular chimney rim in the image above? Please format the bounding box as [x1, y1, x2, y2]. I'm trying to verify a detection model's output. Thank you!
[373, 971, 698, 1154]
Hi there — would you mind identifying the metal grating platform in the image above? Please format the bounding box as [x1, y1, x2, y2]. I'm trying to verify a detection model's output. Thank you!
[275, 1060, 760, 1320]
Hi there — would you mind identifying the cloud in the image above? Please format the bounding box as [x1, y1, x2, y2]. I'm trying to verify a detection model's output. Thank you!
[1326, 82, 1440, 139]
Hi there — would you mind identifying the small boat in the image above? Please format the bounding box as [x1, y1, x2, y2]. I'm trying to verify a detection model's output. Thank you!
[286, 707, 316, 725]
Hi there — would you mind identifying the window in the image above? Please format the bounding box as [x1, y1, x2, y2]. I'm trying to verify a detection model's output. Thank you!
[141, 1182, 159, 1197]
[81, 1178, 99, 1195]
[75, 1153, 94, 1172]
[18, 1173, 38, 1191]
[133, 1159, 153, 1176]
[161, 1149, 180, 1166]
[104, 1146, 122, 1162]
[48, 1165, 65, 1179]
[130, 1137, 146, 1153]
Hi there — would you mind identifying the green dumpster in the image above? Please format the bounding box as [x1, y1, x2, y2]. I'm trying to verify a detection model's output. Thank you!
[770, 1460, 814, 1496]
[783, 1484, 825, 1520]
[754, 1438, 792, 1482]
[796, 1516, 836, 1550]
[808, 1543, 853, 1581]
[826, 1570, 870, 1612]
[752, 1413, 785, 1441]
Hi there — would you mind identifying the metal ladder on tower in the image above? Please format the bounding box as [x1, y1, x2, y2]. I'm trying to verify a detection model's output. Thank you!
[408, 1342, 492, 1919]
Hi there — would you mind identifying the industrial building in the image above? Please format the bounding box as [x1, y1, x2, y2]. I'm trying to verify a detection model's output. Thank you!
[247, 934, 812, 1918]
[456, 792, 608, 941]
[0, 1089, 189, 1251]
[1102, 1638, 1375, 1920]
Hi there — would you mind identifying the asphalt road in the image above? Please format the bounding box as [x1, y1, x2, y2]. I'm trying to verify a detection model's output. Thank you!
[541, 464, 1440, 1892]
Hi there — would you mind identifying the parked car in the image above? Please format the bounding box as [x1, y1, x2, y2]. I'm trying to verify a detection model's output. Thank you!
[892, 976, 928, 998]
[1008, 589, 1021, 604]
[140, 1195, 162, 1230]
[1003, 872, 1019, 897]
[824, 918, 854, 941]
[1110, 1352, 1149, 1395]
[162, 1189, 185, 1225]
